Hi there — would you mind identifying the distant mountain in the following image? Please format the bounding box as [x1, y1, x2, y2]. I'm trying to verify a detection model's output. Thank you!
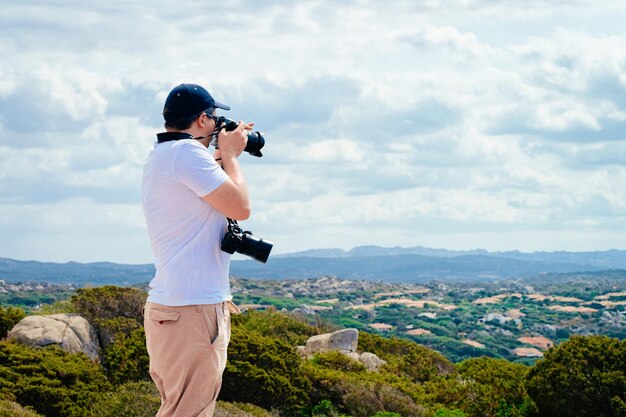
[232, 252, 626, 283]
[276, 245, 626, 269]
[1, 246, 625, 285]
[0, 257, 154, 285]
[274, 245, 488, 258]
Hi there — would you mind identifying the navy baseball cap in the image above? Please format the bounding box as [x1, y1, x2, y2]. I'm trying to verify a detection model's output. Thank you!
[162, 84, 230, 122]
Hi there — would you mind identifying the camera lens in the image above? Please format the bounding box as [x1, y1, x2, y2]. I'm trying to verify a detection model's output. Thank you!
[244, 131, 265, 157]
[220, 117, 265, 157]
[239, 233, 273, 263]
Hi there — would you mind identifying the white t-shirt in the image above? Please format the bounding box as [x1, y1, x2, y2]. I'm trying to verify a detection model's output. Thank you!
[142, 139, 231, 306]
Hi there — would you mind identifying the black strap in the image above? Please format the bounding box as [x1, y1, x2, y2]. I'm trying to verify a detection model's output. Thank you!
[156, 132, 194, 143]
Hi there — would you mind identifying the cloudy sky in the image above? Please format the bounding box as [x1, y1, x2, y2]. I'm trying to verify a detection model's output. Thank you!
[1, 0, 625, 263]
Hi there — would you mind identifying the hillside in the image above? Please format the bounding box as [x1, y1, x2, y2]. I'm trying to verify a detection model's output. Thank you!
[2, 286, 626, 417]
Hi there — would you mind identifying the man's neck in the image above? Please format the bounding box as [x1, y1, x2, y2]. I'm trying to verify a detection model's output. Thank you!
[165, 128, 210, 147]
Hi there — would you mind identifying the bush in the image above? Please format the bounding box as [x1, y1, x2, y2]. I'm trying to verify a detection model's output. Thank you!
[101, 328, 149, 384]
[302, 364, 426, 417]
[358, 331, 455, 383]
[455, 357, 530, 417]
[434, 409, 466, 417]
[220, 324, 312, 415]
[312, 351, 366, 373]
[231, 309, 320, 346]
[71, 286, 146, 330]
[0, 340, 111, 417]
[0, 306, 25, 339]
[339, 380, 425, 417]
[86, 381, 160, 417]
[98, 317, 142, 348]
[526, 335, 626, 417]
[0, 399, 43, 417]
[34, 300, 75, 315]
[215, 401, 279, 417]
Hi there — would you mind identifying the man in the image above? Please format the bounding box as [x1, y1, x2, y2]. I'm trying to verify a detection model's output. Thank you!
[141, 83, 253, 417]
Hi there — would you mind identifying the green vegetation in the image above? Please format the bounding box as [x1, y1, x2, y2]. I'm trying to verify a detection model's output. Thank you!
[0, 399, 43, 417]
[0, 341, 111, 417]
[0, 285, 74, 313]
[0, 306, 25, 338]
[1, 279, 626, 416]
[526, 335, 626, 417]
[86, 381, 160, 417]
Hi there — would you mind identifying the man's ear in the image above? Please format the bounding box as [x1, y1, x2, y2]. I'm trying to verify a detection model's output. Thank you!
[197, 113, 206, 128]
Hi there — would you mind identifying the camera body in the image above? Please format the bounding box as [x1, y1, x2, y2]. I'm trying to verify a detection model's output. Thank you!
[221, 220, 273, 263]
[217, 117, 266, 157]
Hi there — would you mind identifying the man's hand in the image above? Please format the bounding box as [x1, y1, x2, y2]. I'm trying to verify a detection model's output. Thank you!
[203, 120, 254, 220]
[218, 121, 254, 160]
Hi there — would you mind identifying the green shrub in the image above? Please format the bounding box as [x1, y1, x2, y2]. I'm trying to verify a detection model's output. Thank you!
[302, 364, 425, 417]
[0, 306, 25, 339]
[456, 357, 530, 417]
[33, 300, 75, 315]
[358, 331, 455, 383]
[220, 325, 312, 415]
[71, 286, 146, 330]
[338, 380, 425, 417]
[371, 412, 402, 417]
[526, 335, 626, 417]
[310, 399, 353, 417]
[231, 309, 320, 346]
[101, 328, 149, 384]
[215, 401, 280, 417]
[86, 381, 160, 417]
[0, 340, 111, 417]
[98, 317, 142, 348]
[312, 351, 366, 372]
[0, 399, 43, 417]
[434, 408, 466, 417]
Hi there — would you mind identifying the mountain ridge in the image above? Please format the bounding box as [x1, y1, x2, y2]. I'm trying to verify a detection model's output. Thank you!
[1, 246, 625, 285]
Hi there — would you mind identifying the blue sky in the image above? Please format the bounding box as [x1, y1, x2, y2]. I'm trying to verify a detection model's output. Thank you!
[1, 0, 625, 263]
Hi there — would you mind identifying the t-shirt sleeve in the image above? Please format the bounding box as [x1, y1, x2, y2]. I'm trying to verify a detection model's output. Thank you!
[173, 142, 229, 197]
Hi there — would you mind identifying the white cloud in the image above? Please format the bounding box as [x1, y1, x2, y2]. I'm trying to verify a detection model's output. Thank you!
[1, 0, 625, 262]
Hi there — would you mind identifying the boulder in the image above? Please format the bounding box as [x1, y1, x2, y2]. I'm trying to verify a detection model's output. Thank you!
[343, 351, 361, 362]
[359, 352, 386, 371]
[295, 345, 307, 359]
[300, 328, 387, 372]
[305, 328, 358, 355]
[8, 314, 100, 361]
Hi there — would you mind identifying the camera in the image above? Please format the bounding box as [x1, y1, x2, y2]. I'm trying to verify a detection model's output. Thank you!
[221, 219, 273, 263]
[217, 117, 266, 157]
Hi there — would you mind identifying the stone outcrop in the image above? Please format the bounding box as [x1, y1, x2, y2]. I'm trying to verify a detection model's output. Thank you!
[8, 314, 100, 361]
[305, 328, 358, 354]
[297, 328, 386, 371]
[359, 352, 386, 371]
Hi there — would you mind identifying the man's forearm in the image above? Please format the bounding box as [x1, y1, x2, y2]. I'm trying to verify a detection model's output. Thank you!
[221, 156, 250, 210]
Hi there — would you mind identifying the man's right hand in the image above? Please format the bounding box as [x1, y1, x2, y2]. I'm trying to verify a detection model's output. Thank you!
[202, 120, 254, 220]
[218, 121, 254, 160]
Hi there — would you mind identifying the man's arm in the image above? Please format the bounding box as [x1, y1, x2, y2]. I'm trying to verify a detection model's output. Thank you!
[202, 122, 252, 220]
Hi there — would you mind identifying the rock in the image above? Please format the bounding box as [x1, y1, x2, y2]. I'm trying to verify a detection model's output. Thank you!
[300, 328, 387, 372]
[8, 314, 100, 361]
[295, 345, 307, 359]
[360, 352, 386, 371]
[292, 305, 316, 315]
[343, 350, 361, 362]
[305, 328, 358, 355]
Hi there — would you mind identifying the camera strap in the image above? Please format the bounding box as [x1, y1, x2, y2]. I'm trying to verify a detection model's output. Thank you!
[156, 132, 210, 143]
[227, 218, 243, 234]
[156, 132, 193, 143]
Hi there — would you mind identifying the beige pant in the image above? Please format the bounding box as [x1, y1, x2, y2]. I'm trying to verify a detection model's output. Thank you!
[144, 301, 235, 417]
